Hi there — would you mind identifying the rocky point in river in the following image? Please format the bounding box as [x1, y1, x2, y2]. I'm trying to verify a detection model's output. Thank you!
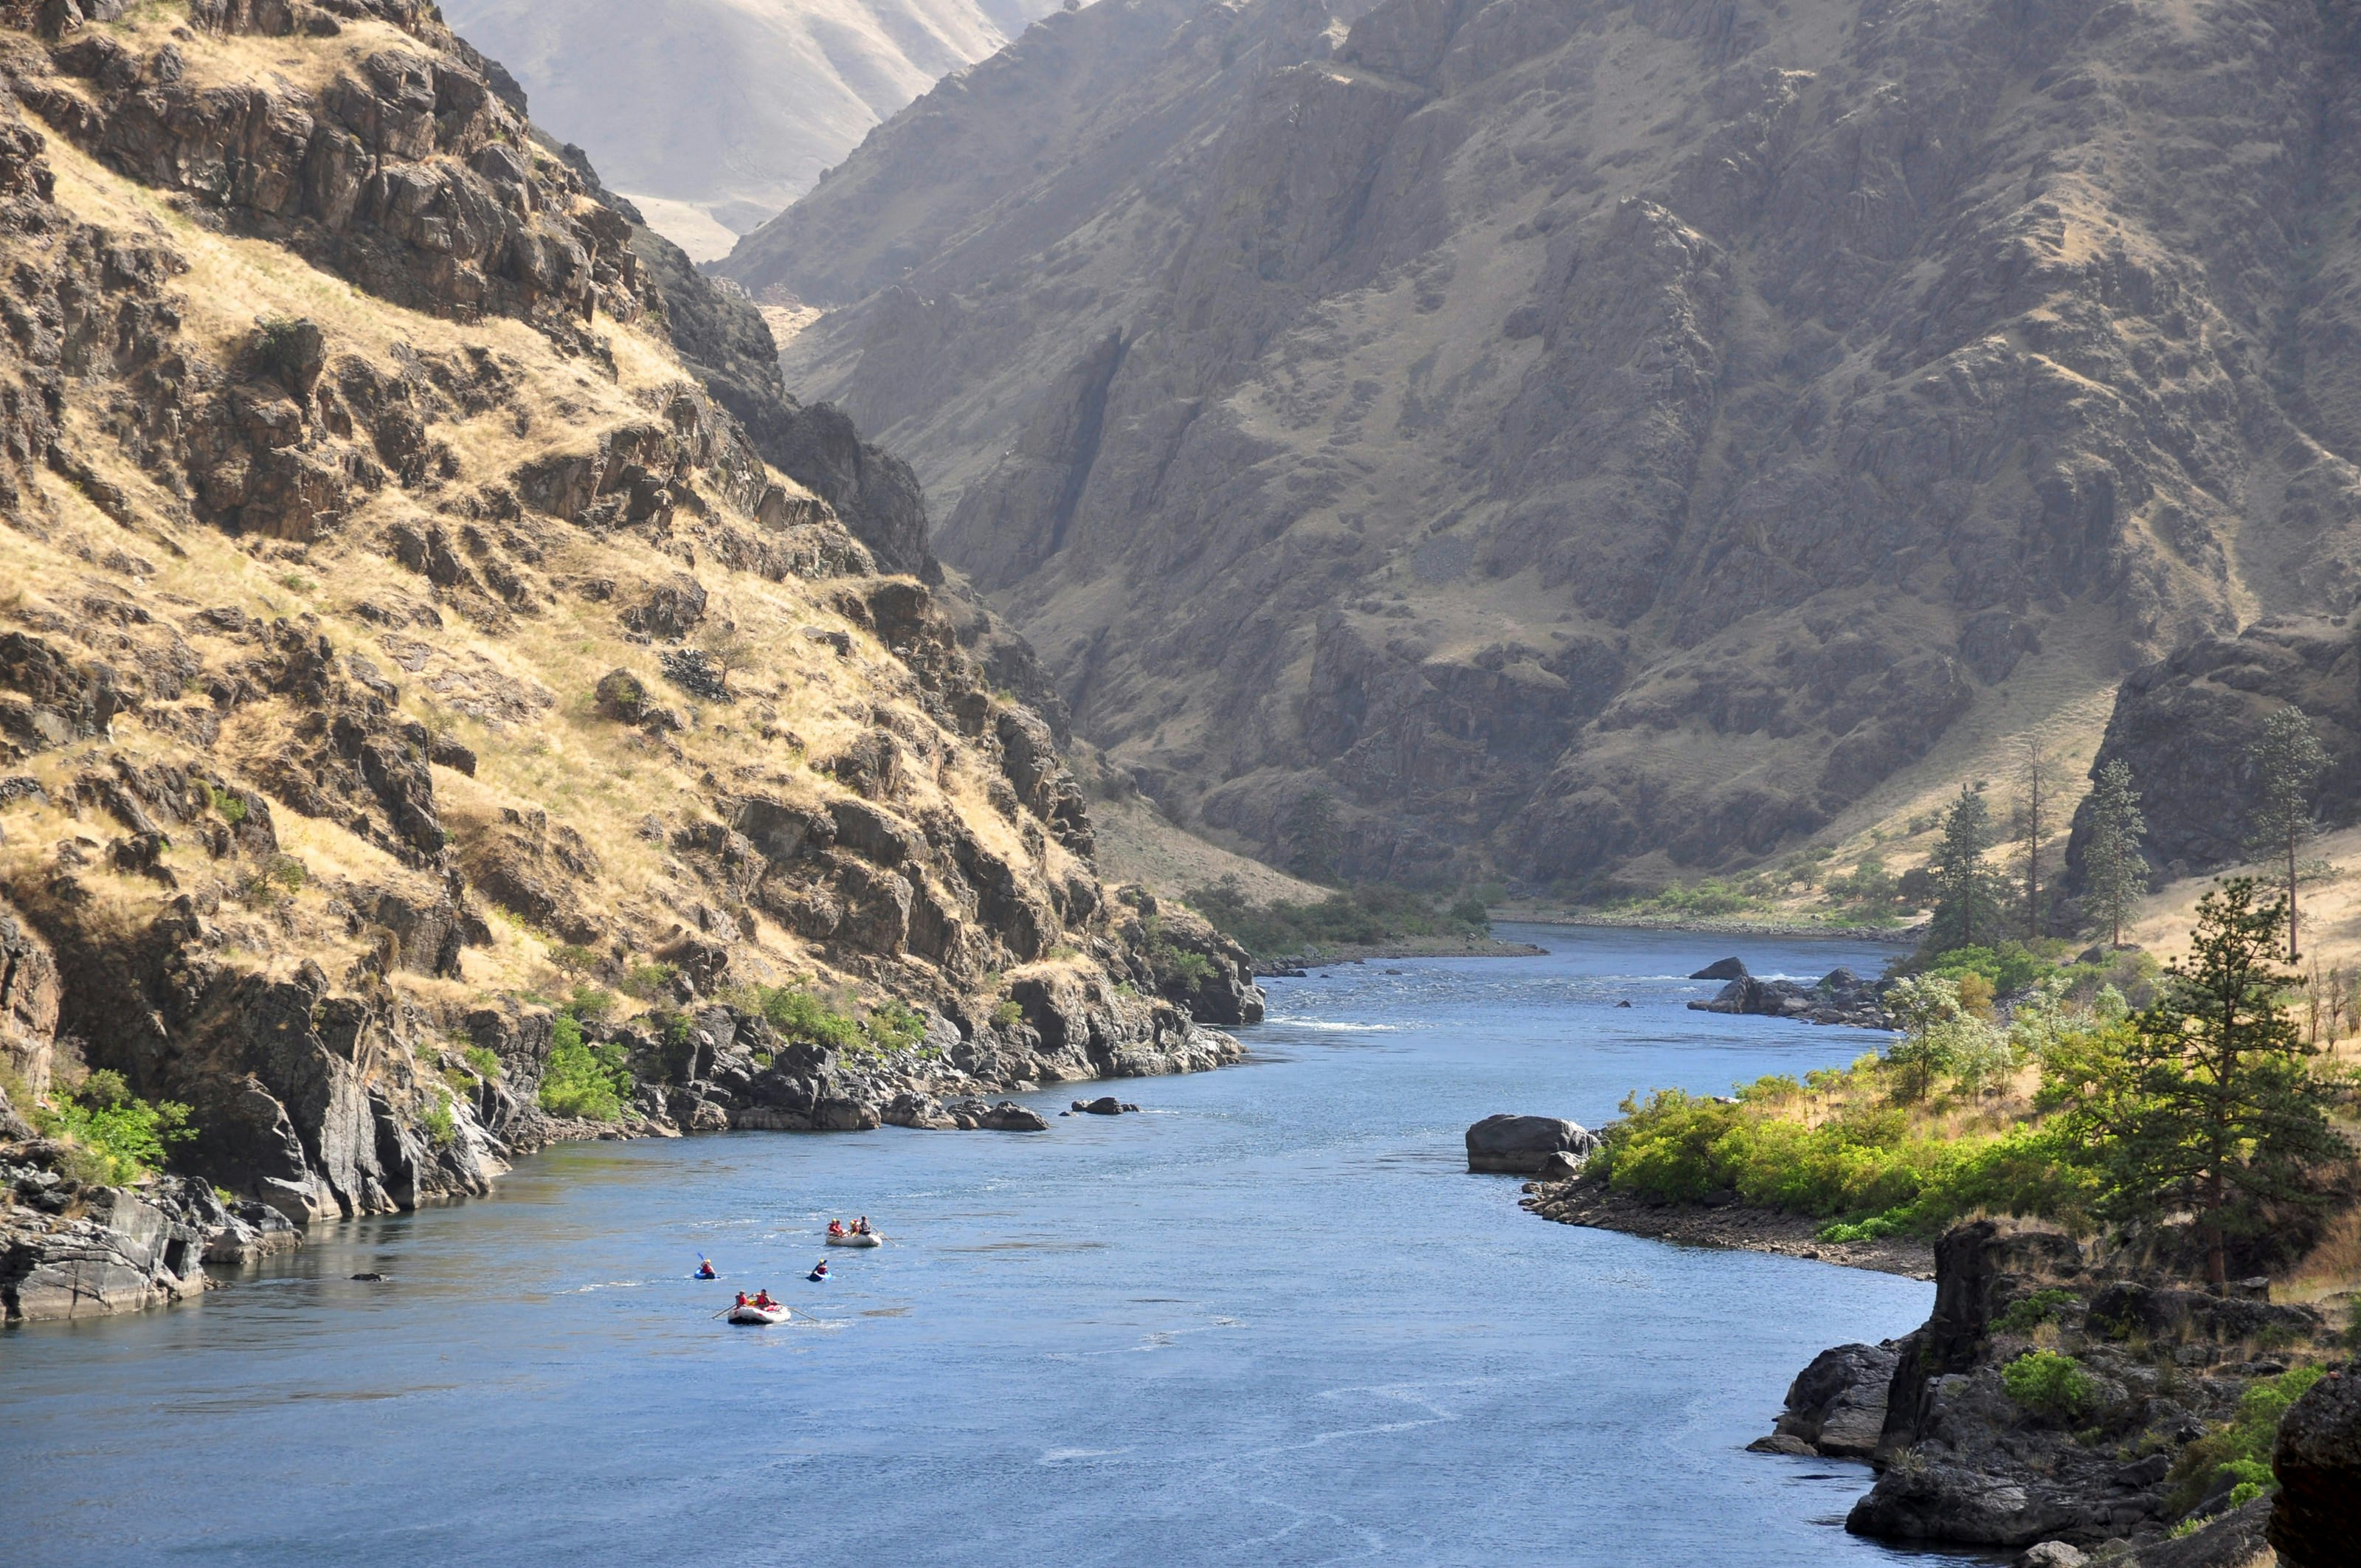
[721, 0, 2361, 888]
[1757, 1220, 2348, 1555]
[0, 0, 1255, 1321]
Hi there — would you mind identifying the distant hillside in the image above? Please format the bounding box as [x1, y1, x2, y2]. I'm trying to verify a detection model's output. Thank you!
[719, 0, 2361, 892]
[438, 0, 1065, 258]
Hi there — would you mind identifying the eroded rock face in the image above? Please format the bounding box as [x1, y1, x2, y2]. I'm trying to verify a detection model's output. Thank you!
[734, 0, 2361, 884]
[2066, 618, 2361, 888]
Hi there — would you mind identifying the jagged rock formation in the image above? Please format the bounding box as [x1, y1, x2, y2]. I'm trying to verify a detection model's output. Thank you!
[725, 0, 2361, 887]
[1836, 1220, 2333, 1550]
[0, 0, 1254, 1298]
[434, 0, 1066, 256]
[2066, 617, 2361, 887]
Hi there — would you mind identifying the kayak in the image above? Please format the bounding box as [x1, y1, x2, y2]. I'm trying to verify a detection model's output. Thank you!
[727, 1303, 789, 1324]
[826, 1231, 882, 1247]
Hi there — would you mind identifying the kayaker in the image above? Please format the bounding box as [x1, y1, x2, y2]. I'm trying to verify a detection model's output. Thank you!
[808, 1260, 829, 1282]
[696, 1260, 716, 1279]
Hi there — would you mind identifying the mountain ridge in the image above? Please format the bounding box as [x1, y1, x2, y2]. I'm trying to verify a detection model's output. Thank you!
[722, 0, 2361, 890]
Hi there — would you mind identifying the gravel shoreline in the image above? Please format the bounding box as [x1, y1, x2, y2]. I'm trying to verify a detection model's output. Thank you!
[1519, 1174, 1935, 1279]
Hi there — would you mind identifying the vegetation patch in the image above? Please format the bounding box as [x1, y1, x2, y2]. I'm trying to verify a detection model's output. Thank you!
[1183, 876, 1493, 961]
[537, 1015, 634, 1120]
[27, 1068, 194, 1185]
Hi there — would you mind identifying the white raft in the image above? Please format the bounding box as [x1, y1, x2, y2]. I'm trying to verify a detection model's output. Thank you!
[826, 1231, 882, 1247]
[727, 1303, 790, 1324]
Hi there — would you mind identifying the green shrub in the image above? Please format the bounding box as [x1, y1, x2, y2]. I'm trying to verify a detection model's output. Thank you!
[547, 943, 599, 976]
[2165, 1366, 2326, 1513]
[463, 1046, 501, 1079]
[863, 1000, 926, 1052]
[209, 785, 249, 825]
[1927, 942, 2051, 998]
[618, 962, 677, 1001]
[563, 987, 616, 1022]
[537, 1015, 633, 1120]
[2002, 1350, 2096, 1420]
[751, 985, 864, 1051]
[33, 1070, 195, 1184]
[421, 1097, 457, 1150]
[1594, 1074, 2095, 1235]
[991, 998, 1025, 1029]
[1995, 1287, 2081, 1335]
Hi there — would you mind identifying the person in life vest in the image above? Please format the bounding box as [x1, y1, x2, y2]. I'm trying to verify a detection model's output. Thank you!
[854, 1215, 871, 1235]
[808, 1259, 829, 1282]
[735, 1291, 749, 1309]
[696, 1259, 716, 1279]
[753, 1289, 778, 1310]
[828, 1218, 846, 1238]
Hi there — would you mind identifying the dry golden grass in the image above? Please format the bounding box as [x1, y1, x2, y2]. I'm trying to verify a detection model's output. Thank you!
[0, 86, 1128, 1029]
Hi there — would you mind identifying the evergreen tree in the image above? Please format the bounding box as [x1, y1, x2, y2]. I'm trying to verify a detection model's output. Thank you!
[1927, 786, 2005, 954]
[2082, 759, 2149, 948]
[2092, 880, 2342, 1288]
[2013, 737, 2056, 939]
[2247, 705, 2329, 960]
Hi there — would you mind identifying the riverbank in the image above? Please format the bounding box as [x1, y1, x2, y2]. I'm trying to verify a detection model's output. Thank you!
[1493, 909, 1926, 944]
[1521, 1173, 1935, 1279]
[1266, 933, 1549, 967]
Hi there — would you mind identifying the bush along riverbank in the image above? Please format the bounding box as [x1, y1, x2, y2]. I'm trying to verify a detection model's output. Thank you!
[1518, 880, 2361, 1558]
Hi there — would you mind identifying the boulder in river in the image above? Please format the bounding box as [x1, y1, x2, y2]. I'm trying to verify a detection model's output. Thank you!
[1465, 1113, 1599, 1174]
[1690, 957, 1749, 981]
[946, 1099, 1049, 1132]
[1074, 1096, 1130, 1115]
[1760, 1341, 1898, 1458]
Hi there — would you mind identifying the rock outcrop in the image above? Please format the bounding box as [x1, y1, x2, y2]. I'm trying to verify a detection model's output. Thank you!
[1743, 1220, 2345, 1552]
[2268, 1363, 2361, 1568]
[2066, 618, 2361, 889]
[1687, 968, 1890, 1028]
[1752, 1341, 1900, 1459]
[725, 0, 2361, 887]
[1465, 1112, 1597, 1174]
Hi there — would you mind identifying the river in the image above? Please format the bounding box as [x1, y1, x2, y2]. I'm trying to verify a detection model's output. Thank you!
[0, 925, 1981, 1564]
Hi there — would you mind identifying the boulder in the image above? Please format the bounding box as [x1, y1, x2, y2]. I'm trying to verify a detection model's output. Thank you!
[2270, 1364, 2361, 1568]
[1690, 957, 1749, 981]
[944, 1098, 1048, 1132]
[2019, 1544, 2088, 1568]
[1532, 1150, 1588, 1181]
[1076, 1095, 1125, 1115]
[1465, 1113, 1598, 1173]
[1771, 1341, 1901, 1457]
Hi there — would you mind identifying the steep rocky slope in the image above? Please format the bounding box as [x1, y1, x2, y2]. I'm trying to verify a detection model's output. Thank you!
[725, 0, 2361, 888]
[435, 0, 1066, 258]
[0, 0, 1253, 1318]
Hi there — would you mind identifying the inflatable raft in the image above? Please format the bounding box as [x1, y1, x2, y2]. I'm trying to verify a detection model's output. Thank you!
[727, 1303, 789, 1324]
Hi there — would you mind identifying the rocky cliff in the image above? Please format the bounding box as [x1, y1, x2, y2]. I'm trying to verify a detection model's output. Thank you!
[1759, 1220, 2348, 1555]
[723, 0, 2361, 888]
[0, 0, 1254, 1320]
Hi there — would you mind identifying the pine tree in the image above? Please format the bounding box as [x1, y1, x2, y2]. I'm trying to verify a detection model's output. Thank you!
[2082, 758, 2149, 948]
[2013, 736, 2054, 939]
[1927, 786, 2004, 954]
[2246, 705, 2329, 961]
[2093, 880, 2342, 1288]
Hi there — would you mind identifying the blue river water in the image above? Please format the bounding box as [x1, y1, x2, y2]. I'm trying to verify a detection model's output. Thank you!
[0, 925, 1985, 1565]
